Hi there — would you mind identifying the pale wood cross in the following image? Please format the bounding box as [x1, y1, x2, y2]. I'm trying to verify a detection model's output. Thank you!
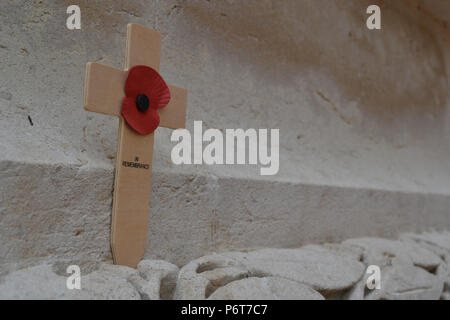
[83, 24, 187, 268]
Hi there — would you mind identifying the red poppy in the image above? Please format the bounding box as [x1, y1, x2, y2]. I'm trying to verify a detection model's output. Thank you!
[121, 65, 171, 135]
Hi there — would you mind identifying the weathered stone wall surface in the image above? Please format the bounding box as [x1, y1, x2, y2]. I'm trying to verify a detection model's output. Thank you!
[1, 0, 450, 273]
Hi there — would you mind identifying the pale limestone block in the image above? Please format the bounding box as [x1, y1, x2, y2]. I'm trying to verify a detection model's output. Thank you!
[208, 277, 324, 300]
[128, 259, 179, 300]
[0, 264, 140, 300]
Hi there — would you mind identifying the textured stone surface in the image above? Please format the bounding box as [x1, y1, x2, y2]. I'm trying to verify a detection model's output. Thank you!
[0, 264, 140, 300]
[174, 246, 365, 299]
[0, 232, 449, 300]
[173, 232, 450, 300]
[400, 231, 450, 300]
[128, 260, 179, 300]
[208, 277, 324, 300]
[0, 259, 179, 300]
[174, 254, 250, 300]
[342, 237, 442, 270]
[0, 161, 113, 276]
[1, 0, 450, 273]
[224, 246, 366, 292]
[369, 263, 443, 300]
[343, 236, 448, 300]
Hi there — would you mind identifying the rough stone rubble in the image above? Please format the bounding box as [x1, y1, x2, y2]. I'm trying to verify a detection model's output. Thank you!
[0, 231, 449, 300]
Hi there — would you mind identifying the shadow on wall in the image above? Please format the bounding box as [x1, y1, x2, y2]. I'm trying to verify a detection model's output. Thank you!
[179, 0, 448, 141]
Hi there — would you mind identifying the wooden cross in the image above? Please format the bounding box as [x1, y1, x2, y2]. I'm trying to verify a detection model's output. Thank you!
[83, 24, 187, 268]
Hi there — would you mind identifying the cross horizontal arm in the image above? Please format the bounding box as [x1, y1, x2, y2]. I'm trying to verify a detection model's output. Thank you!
[160, 85, 188, 129]
[84, 62, 186, 128]
[83, 62, 126, 116]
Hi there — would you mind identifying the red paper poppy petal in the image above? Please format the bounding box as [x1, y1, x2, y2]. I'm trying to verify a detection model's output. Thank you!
[121, 97, 160, 135]
[125, 66, 171, 110]
[143, 84, 171, 110]
[125, 66, 153, 97]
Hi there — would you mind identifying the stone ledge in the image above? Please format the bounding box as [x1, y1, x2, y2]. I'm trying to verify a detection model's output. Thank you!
[2, 158, 450, 275]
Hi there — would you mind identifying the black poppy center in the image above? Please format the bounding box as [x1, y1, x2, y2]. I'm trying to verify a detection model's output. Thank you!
[136, 94, 150, 112]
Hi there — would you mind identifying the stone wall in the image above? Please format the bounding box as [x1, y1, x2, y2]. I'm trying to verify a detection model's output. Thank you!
[1, 0, 450, 273]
